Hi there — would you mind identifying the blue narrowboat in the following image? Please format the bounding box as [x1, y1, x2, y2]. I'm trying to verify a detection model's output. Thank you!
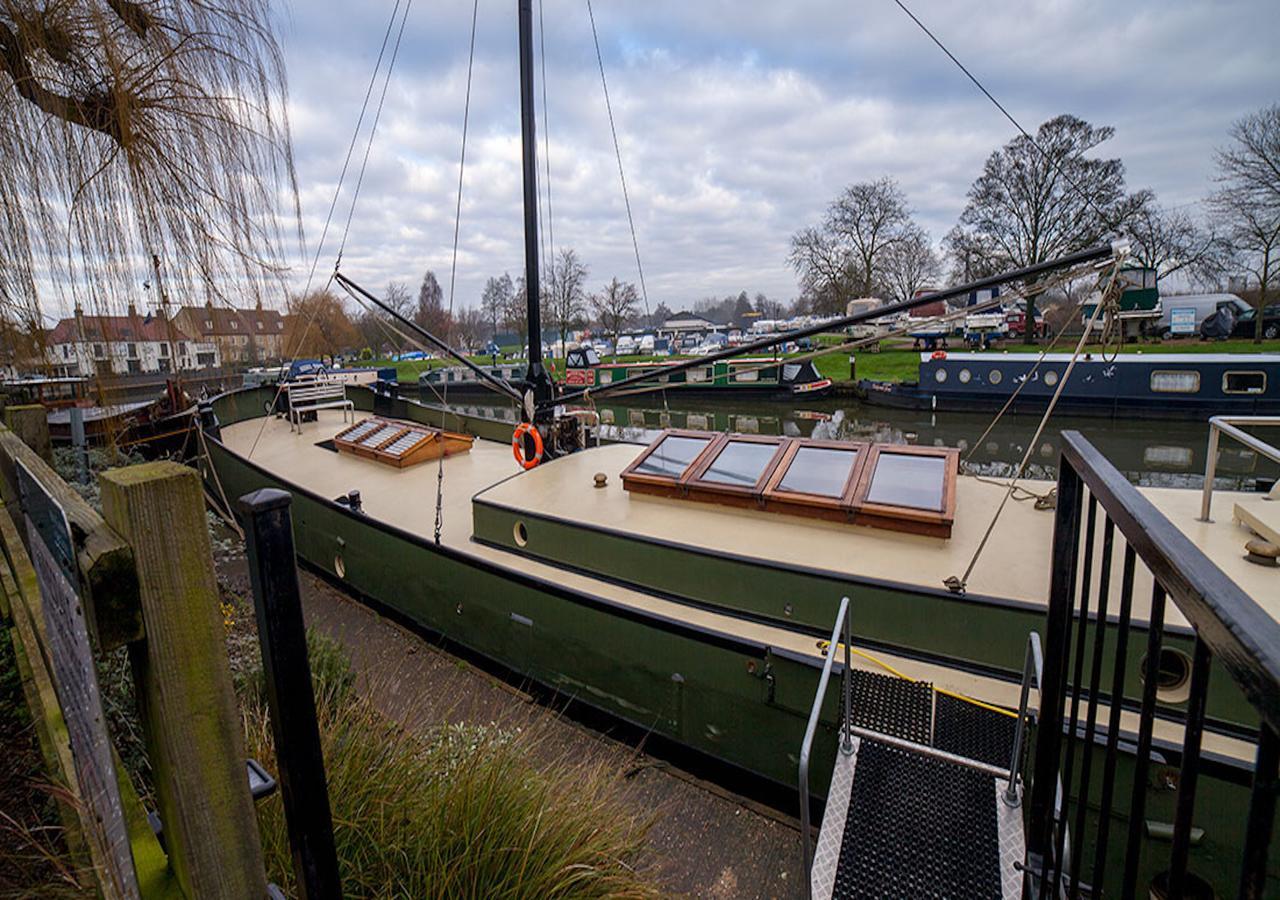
[859, 352, 1280, 418]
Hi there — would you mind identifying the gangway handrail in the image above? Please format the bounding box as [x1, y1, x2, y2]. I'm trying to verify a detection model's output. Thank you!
[1199, 415, 1280, 522]
[1004, 631, 1043, 806]
[798, 595, 853, 900]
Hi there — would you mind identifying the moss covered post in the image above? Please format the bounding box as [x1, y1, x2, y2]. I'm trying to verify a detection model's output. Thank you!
[100, 461, 267, 899]
[3, 404, 51, 463]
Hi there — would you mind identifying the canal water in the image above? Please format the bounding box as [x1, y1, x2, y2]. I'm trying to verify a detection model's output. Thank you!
[422, 390, 1278, 492]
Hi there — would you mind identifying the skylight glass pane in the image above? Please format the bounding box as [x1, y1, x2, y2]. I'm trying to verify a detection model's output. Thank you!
[866, 453, 946, 511]
[776, 446, 858, 497]
[633, 435, 711, 478]
[701, 441, 778, 487]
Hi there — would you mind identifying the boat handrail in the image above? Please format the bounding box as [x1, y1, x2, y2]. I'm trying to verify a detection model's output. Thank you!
[1198, 415, 1280, 522]
[1003, 630, 1043, 807]
[797, 594, 853, 900]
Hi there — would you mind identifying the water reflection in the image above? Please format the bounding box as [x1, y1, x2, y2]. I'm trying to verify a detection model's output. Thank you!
[418, 389, 1277, 492]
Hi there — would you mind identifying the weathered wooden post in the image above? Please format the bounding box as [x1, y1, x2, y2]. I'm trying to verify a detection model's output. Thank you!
[4, 404, 52, 463]
[100, 461, 267, 899]
[238, 488, 341, 900]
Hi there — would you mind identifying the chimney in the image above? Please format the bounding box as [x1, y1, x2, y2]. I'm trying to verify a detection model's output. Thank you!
[255, 298, 263, 312]
[127, 302, 138, 320]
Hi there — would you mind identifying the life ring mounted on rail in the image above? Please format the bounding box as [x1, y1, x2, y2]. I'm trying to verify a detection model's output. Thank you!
[512, 422, 544, 470]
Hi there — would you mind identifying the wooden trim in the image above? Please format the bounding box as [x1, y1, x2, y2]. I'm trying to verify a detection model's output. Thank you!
[851, 444, 959, 537]
[682, 434, 788, 502]
[761, 439, 870, 516]
[618, 429, 719, 493]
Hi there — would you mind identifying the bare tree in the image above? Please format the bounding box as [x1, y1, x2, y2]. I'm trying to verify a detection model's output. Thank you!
[545, 248, 589, 350]
[505, 276, 529, 355]
[285, 290, 358, 359]
[0, 1, 297, 330]
[453, 307, 487, 352]
[946, 114, 1141, 342]
[790, 177, 916, 315]
[415, 271, 450, 339]
[1210, 104, 1280, 343]
[879, 227, 941, 303]
[385, 281, 413, 319]
[590, 277, 639, 357]
[1128, 194, 1227, 286]
[481, 274, 513, 340]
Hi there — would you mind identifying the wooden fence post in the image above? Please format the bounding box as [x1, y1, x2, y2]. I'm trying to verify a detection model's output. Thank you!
[4, 404, 51, 463]
[100, 461, 266, 899]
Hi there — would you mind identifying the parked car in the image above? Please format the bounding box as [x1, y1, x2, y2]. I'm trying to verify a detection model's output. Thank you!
[1231, 304, 1280, 340]
[1004, 308, 1047, 339]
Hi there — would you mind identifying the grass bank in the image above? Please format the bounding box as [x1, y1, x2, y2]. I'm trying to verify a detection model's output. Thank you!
[241, 632, 658, 899]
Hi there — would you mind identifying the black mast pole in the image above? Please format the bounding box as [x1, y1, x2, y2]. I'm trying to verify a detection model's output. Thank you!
[518, 0, 554, 422]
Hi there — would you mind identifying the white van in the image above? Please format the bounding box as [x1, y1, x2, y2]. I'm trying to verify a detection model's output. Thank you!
[1157, 293, 1251, 336]
[639, 334, 656, 353]
[615, 335, 638, 355]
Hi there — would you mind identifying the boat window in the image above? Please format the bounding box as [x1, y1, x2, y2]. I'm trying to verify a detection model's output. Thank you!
[958, 368, 971, 384]
[630, 433, 713, 478]
[1223, 371, 1265, 394]
[774, 446, 860, 498]
[862, 451, 948, 511]
[1043, 370, 1059, 387]
[694, 439, 783, 489]
[782, 363, 801, 381]
[989, 369, 1002, 385]
[622, 432, 957, 537]
[732, 367, 760, 383]
[688, 367, 712, 383]
[1151, 371, 1200, 393]
[934, 368, 947, 383]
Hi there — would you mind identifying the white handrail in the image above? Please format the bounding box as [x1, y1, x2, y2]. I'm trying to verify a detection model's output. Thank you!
[1199, 416, 1280, 522]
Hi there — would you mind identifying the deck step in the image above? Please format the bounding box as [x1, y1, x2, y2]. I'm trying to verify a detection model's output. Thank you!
[811, 669, 1026, 899]
[810, 738, 1024, 899]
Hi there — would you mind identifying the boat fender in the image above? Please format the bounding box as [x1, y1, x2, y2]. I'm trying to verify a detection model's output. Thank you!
[931, 350, 947, 360]
[512, 422, 544, 470]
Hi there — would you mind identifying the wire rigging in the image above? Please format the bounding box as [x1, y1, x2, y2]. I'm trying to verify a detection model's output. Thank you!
[435, 0, 481, 545]
[586, 0, 651, 320]
[538, 0, 556, 287]
[889, 0, 1125, 236]
[245, 0, 408, 460]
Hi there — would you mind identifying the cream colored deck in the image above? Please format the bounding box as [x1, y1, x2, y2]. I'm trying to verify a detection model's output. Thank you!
[222, 410, 1269, 764]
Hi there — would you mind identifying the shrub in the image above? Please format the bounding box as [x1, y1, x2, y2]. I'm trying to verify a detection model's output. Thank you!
[242, 636, 657, 899]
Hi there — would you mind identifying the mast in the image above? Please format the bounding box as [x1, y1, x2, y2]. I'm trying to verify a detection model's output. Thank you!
[517, 0, 554, 420]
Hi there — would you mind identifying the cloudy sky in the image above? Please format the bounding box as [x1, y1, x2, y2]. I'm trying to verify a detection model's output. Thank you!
[274, 0, 1278, 315]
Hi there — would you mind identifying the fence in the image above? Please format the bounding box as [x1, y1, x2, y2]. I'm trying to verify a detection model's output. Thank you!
[1026, 430, 1280, 898]
[0, 412, 267, 898]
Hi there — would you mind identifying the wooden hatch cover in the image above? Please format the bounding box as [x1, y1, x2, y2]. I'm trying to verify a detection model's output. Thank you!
[333, 416, 474, 468]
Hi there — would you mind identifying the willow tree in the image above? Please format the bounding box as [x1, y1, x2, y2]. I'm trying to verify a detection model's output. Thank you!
[0, 0, 298, 358]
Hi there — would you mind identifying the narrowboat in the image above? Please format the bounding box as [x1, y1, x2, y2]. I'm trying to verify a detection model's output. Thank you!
[859, 351, 1280, 418]
[417, 346, 832, 399]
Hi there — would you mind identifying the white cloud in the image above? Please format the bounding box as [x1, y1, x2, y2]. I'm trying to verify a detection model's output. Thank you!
[274, 0, 1279, 314]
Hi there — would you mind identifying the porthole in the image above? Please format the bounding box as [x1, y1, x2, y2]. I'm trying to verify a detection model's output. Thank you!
[1044, 370, 1059, 387]
[934, 368, 948, 383]
[1140, 647, 1193, 704]
[334, 554, 346, 579]
[513, 520, 529, 547]
[989, 369, 1003, 385]
[958, 368, 972, 384]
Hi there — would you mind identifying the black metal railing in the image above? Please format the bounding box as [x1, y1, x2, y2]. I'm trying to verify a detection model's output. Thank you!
[1026, 431, 1280, 899]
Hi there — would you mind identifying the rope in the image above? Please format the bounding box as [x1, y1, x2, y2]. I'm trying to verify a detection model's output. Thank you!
[586, 0, 651, 320]
[818, 640, 1018, 719]
[435, 0, 479, 546]
[246, 0, 408, 460]
[945, 259, 1125, 594]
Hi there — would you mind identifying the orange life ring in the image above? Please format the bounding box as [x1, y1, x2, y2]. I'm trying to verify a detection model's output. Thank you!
[512, 422, 544, 470]
[931, 350, 947, 360]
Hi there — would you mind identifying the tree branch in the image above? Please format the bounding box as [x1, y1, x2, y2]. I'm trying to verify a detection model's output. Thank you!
[0, 20, 123, 142]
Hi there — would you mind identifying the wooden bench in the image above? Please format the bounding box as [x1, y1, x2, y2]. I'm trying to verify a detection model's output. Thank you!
[286, 380, 354, 432]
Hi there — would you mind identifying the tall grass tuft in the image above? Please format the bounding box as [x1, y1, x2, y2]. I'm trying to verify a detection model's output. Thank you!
[242, 633, 658, 899]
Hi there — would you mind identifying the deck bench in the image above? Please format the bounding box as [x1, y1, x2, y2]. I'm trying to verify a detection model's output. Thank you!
[286, 381, 354, 432]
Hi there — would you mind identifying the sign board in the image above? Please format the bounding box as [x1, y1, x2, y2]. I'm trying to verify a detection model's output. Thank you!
[16, 461, 140, 900]
[1170, 307, 1197, 335]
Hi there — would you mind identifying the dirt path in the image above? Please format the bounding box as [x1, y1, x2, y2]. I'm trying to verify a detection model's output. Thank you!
[213, 534, 804, 899]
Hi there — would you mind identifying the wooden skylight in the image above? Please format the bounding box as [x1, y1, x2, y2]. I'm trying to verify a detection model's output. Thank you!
[620, 430, 958, 537]
[333, 416, 474, 469]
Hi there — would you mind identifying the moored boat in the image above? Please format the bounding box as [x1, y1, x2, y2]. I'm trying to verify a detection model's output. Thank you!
[860, 351, 1280, 418]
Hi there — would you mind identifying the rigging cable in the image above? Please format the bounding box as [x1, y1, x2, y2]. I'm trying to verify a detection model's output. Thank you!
[435, 0, 481, 545]
[245, 0, 407, 460]
[944, 258, 1125, 595]
[538, 0, 556, 286]
[889, 0, 1124, 235]
[586, 0, 651, 321]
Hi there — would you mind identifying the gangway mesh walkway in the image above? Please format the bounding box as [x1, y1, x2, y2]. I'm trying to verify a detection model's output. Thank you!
[810, 669, 1026, 899]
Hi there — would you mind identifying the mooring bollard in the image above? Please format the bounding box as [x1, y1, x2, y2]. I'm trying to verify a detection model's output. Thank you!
[68, 407, 88, 485]
[238, 488, 342, 900]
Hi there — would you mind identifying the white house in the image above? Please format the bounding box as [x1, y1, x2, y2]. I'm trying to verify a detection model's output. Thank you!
[47, 304, 221, 376]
